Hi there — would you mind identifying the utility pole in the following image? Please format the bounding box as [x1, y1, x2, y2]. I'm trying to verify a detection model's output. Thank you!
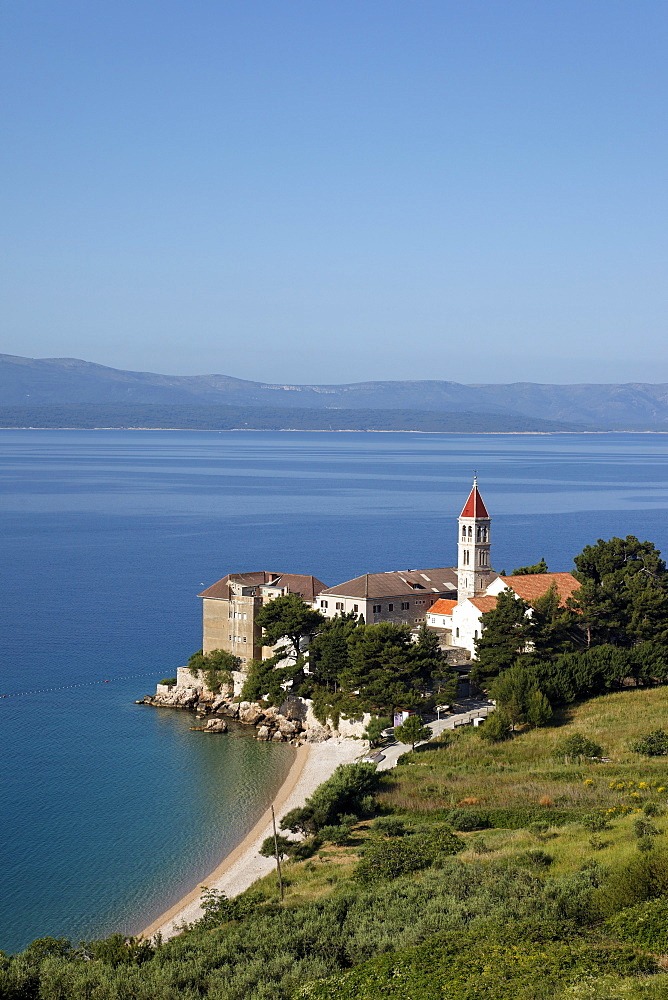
[271, 804, 284, 902]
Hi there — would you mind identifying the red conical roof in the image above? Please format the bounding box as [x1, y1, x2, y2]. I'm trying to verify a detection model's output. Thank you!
[460, 480, 489, 519]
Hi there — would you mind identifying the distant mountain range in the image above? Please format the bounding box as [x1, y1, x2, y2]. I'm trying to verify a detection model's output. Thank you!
[1, 353, 668, 431]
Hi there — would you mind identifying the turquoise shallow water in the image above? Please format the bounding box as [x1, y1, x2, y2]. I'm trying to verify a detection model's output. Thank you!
[1, 429, 667, 954]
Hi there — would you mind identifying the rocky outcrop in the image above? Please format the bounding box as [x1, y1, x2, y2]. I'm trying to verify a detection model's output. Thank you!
[138, 686, 200, 709]
[238, 702, 265, 725]
[140, 680, 337, 744]
[190, 717, 229, 733]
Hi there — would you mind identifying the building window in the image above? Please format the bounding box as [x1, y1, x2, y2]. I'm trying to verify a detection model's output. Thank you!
[243, 636, 247, 643]
[388, 603, 394, 611]
[415, 600, 424, 605]
[461, 526, 466, 540]
[353, 604, 359, 613]
[400, 602, 409, 610]
[335, 602, 344, 611]
[228, 634, 232, 641]
[455, 627, 459, 638]
[468, 526, 473, 539]
[320, 600, 328, 609]
[474, 630, 478, 639]
[373, 604, 382, 613]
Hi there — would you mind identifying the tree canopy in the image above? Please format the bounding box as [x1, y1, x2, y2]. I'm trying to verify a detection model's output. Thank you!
[255, 593, 325, 659]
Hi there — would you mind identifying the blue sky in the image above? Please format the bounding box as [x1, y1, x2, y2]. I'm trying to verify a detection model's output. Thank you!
[1, 1, 667, 385]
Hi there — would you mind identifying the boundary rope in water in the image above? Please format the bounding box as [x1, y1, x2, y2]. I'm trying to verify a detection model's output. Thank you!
[1, 671, 161, 699]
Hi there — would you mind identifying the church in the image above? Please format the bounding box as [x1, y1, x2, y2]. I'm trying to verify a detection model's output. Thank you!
[198, 478, 579, 664]
[425, 477, 579, 656]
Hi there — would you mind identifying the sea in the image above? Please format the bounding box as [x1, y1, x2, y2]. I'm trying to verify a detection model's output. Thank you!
[1, 428, 667, 954]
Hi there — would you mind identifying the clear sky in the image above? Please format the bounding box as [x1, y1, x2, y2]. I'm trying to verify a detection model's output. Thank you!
[1, 1, 667, 385]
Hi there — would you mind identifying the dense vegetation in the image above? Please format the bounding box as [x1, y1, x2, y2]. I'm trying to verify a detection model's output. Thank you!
[7, 689, 668, 997]
[241, 600, 458, 725]
[0, 403, 580, 433]
[474, 536, 668, 737]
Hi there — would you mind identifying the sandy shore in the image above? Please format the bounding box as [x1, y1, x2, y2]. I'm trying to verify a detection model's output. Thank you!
[140, 738, 363, 941]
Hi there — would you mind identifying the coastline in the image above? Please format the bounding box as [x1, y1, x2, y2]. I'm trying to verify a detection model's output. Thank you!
[140, 738, 362, 942]
[4, 427, 668, 435]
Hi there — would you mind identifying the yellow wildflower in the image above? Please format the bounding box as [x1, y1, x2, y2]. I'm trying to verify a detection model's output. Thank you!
[584, 779, 594, 787]
[639, 782, 649, 790]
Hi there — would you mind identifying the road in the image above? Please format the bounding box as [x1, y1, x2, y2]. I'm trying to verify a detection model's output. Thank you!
[372, 699, 495, 771]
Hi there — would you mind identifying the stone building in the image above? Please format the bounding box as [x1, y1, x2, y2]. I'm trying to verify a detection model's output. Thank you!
[198, 572, 327, 665]
[314, 568, 458, 627]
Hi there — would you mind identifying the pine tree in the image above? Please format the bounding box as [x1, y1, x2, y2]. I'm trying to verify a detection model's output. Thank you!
[473, 590, 531, 681]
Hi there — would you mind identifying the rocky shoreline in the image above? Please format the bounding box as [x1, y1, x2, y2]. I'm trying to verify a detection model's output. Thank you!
[138, 685, 337, 744]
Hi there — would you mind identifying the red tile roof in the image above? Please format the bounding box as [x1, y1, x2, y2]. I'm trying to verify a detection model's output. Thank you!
[501, 572, 580, 606]
[460, 483, 489, 519]
[199, 572, 328, 602]
[429, 599, 457, 616]
[469, 596, 499, 613]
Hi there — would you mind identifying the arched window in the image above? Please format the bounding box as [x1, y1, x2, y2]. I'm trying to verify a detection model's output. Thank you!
[467, 526, 473, 539]
[461, 526, 466, 540]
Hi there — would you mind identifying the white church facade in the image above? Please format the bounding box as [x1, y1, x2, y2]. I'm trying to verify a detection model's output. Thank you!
[425, 478, 580, 657]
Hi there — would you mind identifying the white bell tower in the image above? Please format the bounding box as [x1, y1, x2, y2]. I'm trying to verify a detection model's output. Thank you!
[457, 476, 491, 602]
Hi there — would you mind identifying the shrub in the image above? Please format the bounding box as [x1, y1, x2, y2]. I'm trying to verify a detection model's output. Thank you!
[291, 836, 323, 860]
[633, 817, 660, 840]
[629, 729, 668, 756]
[194, 888, 263, 928]
[187, 647, 238, 693]
[529, 821, 550, 839]
[644, 801, 664, 817]
[605, 897, 668, 951]
[581, 814, 610, 833]
[159, 677, 177, 686]
[446, 808, 491, 832]
[524, 849, 554, 867]
[259, 834, 294, 860]
[553, 733, 603, 761]
[479, 708, 512, 742]
[371, 816, 406, 837]
[320, 824, 352, 846]
[354, 838, 432, 885]
[597, 847, 668, 915]
[307, 762, 379, 826]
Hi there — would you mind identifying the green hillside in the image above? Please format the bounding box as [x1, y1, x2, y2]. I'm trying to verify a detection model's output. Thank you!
[6, 688, 668, 998]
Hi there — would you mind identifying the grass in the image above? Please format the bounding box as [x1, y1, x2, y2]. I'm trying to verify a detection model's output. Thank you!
[240, 688, 668, 910]
[377, 688, 668, 815]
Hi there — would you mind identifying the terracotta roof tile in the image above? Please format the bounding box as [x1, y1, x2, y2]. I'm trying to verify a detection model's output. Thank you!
[429, 599, 457, 616]
[460, 484, 490, 519]
[469, 596, 499, 613]
[501, 572, 580, 606]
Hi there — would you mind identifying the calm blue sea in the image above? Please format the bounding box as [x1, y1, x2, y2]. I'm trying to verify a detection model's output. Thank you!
[1, 429, 667, 954]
